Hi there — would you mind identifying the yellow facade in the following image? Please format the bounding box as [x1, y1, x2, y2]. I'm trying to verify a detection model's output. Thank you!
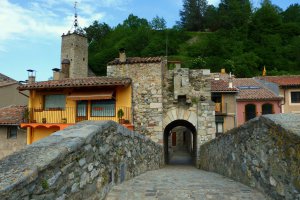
[24, 85, 132, 144]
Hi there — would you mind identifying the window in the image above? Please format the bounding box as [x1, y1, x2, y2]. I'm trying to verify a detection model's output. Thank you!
[215, 116, 224, 136]
[291, 92, 300, 103]
[262, 103, 273, 115]
[7, 127, 17, 139]
[245, 104, 256, 121]
[44, 94, 66, 110]
[91, 100, 115, 117]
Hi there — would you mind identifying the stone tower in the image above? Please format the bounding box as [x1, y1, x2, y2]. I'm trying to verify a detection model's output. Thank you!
[61, 33, 88, 78]
[60, 2, 88, 79]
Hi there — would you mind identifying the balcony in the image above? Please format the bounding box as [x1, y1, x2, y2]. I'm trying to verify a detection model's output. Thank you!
[22, 106, 133, 129]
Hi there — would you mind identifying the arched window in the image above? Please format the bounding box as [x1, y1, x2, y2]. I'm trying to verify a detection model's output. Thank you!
[245, 104, 256, 121]
[262, 103, 273, 115]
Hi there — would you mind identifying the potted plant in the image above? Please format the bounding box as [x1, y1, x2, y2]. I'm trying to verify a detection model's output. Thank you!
[61, 118, 67, 123]
[23, 108, 29, 123]
[117, 108, 125, 124]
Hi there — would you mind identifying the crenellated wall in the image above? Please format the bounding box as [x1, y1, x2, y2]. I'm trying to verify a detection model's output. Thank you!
[199, 114, 300, 200]
[0, 121, 163, 200]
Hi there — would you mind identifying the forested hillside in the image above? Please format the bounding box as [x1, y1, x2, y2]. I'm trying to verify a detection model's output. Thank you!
[84, 0, 300, 77]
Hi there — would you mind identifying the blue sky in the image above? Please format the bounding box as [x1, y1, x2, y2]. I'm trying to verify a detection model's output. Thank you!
[0, 0, 299, 82]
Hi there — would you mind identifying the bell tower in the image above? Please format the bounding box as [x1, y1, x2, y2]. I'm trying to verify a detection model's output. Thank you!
[61, 1, 88, 78]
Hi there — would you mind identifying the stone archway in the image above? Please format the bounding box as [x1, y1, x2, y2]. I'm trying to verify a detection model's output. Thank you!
[163, 120, 197, 165]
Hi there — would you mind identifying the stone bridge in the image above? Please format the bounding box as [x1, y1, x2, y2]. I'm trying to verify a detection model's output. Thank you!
[0, 114, 299, 199]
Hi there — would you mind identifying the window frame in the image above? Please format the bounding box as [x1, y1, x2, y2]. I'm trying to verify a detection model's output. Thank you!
[290, 90, 300, 105]
[43, 94, 66, 110]
[245, 103, 257, 122]
[262, 103, 274, 115]
[7, 126, 17, 139]
[90, 99, 116, 117]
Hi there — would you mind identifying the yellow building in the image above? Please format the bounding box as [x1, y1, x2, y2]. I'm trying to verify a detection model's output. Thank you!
[18, 77, 132, 144]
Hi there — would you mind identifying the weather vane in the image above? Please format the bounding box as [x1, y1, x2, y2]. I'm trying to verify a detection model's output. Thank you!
[73, 1, 78, 31]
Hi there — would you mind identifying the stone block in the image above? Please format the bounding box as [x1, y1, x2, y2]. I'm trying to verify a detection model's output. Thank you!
[150, 103, 163, 109]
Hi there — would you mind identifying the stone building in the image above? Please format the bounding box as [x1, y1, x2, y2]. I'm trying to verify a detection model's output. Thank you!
[60, 32, 88, 79]
[0, 105, 27, 159]
[107, 52, 216, 166]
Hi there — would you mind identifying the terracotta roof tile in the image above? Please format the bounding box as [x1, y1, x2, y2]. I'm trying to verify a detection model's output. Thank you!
[0, 105, 27, 125]
[211, 80, 238, 92]
[233, 78, 282, 101]
[257, 76, 300, 87]
[18, 77, 132, 91]
[0, 73, 17, 87]
[108, 57, 162, 65]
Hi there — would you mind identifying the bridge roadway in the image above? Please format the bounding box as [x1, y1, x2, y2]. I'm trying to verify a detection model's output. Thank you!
[106, 150, 267, 200]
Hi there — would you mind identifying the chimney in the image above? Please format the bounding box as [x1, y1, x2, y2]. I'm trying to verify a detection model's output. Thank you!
[228, 72, 233, 88]
[221, 68, 226, 74]
[119, 48, 126, 62]
[52, 68, 61, 80]
[27, 69, 36, 84]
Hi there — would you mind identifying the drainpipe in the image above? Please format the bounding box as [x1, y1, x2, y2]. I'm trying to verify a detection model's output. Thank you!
[19, 91, 29, 98]
[278, 88, 286, 113]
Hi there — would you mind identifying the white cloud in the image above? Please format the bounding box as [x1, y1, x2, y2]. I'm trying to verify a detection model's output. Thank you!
[0, 0, 106, 44]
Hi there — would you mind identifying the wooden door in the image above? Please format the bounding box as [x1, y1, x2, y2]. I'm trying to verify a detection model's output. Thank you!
[172, 132, 176, 146]
[76, 100, 88, 122]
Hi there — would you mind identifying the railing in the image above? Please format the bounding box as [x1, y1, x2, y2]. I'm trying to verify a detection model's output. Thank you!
[24, 106, 132, 124]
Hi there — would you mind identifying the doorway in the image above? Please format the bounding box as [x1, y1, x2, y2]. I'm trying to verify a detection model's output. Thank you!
[76, 100, 88, 122]
[163, 120, 197, 165]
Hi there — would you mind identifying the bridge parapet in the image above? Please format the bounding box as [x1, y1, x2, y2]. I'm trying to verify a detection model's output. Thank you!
[0, 121, 163, 200]
[199, 114, 300, 200]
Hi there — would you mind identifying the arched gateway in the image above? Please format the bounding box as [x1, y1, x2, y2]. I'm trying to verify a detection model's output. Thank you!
[164, 120, 197, 164]
[107, 54, 216, 167]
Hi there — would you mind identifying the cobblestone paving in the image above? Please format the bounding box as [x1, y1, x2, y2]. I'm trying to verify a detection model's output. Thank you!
[106, 165, 268, 200]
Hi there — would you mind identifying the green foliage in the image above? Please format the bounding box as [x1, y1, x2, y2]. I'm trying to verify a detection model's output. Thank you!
[84, 1, 300, 78]
[41, 179, 49, 190]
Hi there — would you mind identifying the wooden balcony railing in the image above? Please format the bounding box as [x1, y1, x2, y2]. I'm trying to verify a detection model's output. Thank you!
[24, 106, 132, 124]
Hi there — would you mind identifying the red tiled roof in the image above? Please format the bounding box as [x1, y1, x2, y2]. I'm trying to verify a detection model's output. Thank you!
[108, 57, 162, 65]
[18, 77, 132, 91]
[257, 76, 300, 87]
[211, 80, 238, 92]
[0, 73, 17, 87]
[233, 78, 282, 101]
[0, 105, 27, 125]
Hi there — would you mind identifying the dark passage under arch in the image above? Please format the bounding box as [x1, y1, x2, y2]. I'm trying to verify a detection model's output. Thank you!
[163, 120, 197, 165]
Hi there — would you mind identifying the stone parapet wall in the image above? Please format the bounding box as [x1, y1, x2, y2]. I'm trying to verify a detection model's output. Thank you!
[199, 114, 300, 200]
[0, 121, 163, 200]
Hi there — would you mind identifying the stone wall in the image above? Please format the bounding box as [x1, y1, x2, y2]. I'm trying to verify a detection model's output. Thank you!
[0, 127, 26, 159]
[61, 33, 88, 78]
[199, 114, 300, 200]
[0, 121, 163, 200]
[107, 62, 165, 142]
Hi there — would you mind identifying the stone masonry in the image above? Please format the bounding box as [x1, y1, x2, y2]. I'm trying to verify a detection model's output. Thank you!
[108, 57, 215, 166]
[107, 60, 165, 141]
[0, 121, 163, 200]
[199, 114, 300, 200]
[61, 33, 88, 78]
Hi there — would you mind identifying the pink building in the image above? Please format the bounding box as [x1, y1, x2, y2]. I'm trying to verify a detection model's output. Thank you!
[233, 78, 282, 126]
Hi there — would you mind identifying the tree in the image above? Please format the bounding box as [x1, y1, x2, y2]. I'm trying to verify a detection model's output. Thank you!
[150, 16, 167, 30]
[122, 14, 149, 29]
[179, 0, 208, 31]
[218, 0, 251, 30]
[84, 21, 111, 43]
[282, 4, 300, 23]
